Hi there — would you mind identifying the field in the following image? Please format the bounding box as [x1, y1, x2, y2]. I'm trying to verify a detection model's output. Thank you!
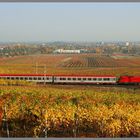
[0, 54, 140, 76]
[0, 85, 140, 137]
[0, 54, 140, 137]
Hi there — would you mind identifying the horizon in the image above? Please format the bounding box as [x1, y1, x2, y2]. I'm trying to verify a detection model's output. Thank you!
[0, 3, 140, 42]
[0, 40, 140, 44]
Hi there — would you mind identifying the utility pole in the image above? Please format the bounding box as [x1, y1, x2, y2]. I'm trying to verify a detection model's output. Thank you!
[44, 64, 46, 85]
[35, 62, 38, 74]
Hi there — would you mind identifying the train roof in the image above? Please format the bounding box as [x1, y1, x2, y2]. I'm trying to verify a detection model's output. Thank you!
[0, 74, 116, 77]
[51, 74, 116, 77]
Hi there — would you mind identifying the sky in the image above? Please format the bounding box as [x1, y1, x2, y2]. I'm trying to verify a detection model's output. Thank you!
[0, 3, 140, 42]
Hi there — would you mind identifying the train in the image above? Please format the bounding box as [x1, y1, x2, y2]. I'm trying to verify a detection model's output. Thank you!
[0, 74, 140, 85]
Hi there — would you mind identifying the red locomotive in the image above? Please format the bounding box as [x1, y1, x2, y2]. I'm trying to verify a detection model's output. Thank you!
[118, 76, 140, 85]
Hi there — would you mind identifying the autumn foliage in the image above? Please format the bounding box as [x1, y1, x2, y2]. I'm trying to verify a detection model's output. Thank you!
[0, 85, 140, 137]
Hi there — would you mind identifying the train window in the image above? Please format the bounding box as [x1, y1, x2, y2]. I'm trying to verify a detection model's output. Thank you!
[68, 78, 71, 80]
[73, 78, 76, 80]
[46, 77, 49, 80]
[103, 78, 110, 81]
[98, 78, 102, 81]
[16, 77, 19, 80]
[83, 78, 86, 80]
[24, 77, 28, 80]
[111, 78, 116, 81]
[88, 78, 91, 80]
[93, 78, 97, 81]
[7, 77, 10, 80]
[29, 77, 32, 80]
[60, 78, 66, 80]
[20, 77, 24, 80]
[33, 77, 37, 80]
[78, 78, 81, 80]
[11, 77, 15, 80]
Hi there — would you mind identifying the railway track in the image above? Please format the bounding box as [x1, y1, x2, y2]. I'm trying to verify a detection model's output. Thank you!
[38, 83, 140, 89]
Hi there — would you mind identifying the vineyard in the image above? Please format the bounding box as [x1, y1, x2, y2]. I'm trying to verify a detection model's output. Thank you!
[0, 85, 140, 137]
[60, 55, 140, 68]
[0, 54, 140, 137]
[0, 54, 140, 76]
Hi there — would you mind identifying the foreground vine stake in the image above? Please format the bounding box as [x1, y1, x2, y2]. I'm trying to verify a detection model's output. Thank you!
[2, 105, 10, 137]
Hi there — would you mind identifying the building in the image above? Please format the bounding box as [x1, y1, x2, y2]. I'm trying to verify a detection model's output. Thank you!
[53, 49, 81, 54]
[126, 42, 130, 46]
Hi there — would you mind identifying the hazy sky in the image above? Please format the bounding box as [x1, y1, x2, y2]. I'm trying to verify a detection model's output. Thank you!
[0, 3, 140, 42]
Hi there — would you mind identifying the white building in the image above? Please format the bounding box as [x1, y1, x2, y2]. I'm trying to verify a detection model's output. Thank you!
[126, 42, 130, 46]
[53, 49, 81, 54]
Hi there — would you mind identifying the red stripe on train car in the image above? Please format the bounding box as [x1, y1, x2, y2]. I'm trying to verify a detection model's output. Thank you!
[53, 75, 116, 77]
[0, 74, 116, 77]
[0, 74, 52, 76]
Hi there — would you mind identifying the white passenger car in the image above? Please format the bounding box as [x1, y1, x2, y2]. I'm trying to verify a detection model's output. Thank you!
[53, 75, 117, 84]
